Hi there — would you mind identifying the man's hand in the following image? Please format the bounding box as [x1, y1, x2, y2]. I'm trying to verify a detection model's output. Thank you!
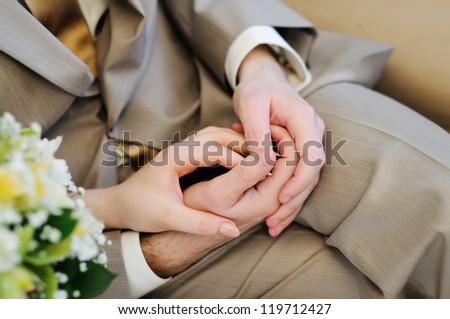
[184, 125, 297, 233]
[233, 45, 325, 237]
[84, 127, 254, 238]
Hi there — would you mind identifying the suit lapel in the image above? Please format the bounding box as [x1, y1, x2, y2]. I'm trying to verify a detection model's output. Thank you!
[96, 0, 158, 129]
[0, 0, 94, 97]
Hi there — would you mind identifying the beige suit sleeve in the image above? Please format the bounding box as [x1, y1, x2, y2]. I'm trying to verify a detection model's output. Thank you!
[161, 0, 316, 86]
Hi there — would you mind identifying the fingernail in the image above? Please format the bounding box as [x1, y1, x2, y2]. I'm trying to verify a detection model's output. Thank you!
[218, 222, 240, 238]
[268, 218, 280, 228]
[271, 226, 284, 237]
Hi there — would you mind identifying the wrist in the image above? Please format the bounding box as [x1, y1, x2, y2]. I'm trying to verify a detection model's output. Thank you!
[238, 45, 287, 84]
[139, 232, 230, 278]
[83, 187, 121, 229]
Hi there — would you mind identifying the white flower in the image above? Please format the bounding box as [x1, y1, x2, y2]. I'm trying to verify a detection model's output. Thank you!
[79, 262, 88, 273]
[55, 272, 69, 284]
[0, 205, 22, 225]
[96, 252, 108, 265]
[74, 198, 86, 209]
[27, 209, 48, 228]
[67, 185, 78, 194]
[96, 234, 107, 246]
[49, 159, 73, 187]
[0, 113, 112, 298]
[0, 112, 21, 138]
[38, 174, 74, 212]
[38, 137, 62, 161]
[0, 228, 21, 273]
[53, 290, 68, 299]
[71, 235, 100, 262]
[73, 207, 104, 236]
[40, 225, 62, 243]
[30, 122, 42, 135]
[76, 187, 85, 196]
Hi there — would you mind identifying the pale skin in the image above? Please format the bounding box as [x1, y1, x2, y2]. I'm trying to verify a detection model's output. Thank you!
[83, 45, 325, 277]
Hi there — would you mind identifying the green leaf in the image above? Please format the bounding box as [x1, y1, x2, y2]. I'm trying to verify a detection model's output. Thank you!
[24, 236, 72, 266]
[48, 213, 78, 239]
[74, 261, 116, 298]
[56, 259, 116, 298]
[17, 226, 35, 257]
[35, 211, 78, 250]
[27, 265, 57, 299]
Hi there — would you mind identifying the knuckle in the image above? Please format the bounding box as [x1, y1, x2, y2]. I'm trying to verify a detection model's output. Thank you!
[317, 116, 326, 133]
[312, 174, 320, 188]
[196, 214, 211, 235]
[246, 129, 266, 142]
[204, 185, 228, 208]
[237, 164, 257, 182]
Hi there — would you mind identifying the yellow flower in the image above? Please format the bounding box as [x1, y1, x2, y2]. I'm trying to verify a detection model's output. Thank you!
[0, 169, 22, 204]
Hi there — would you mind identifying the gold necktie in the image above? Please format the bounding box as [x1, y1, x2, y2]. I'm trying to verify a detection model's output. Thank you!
[25, 0, 157, 170]
[25, 0, 97, 77]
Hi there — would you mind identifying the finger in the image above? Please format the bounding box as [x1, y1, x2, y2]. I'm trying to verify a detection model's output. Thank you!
[231, 122, 244, 133]
[233, 93, 275, 163]
[166, 204, 240, 238]
[154, 129, 248, 177]
[266, 177, 318, 232]
[279, 109, 325, 203]
[198, 151, 273, 208]
[194, 127, 247, 155]
[278, 149, 324, 204]
[257, 125, 297, 193]
[267, 210, 298, 237]
[157, 144, 244, 178]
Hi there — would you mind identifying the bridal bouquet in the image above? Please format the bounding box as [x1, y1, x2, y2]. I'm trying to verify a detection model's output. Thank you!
[0, 113, 115, 298]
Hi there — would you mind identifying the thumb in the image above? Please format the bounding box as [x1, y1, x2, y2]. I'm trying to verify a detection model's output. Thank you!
[234, 93, 273, 157]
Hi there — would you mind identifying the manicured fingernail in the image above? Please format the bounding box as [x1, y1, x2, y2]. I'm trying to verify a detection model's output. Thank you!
[218, 222, 240, 238]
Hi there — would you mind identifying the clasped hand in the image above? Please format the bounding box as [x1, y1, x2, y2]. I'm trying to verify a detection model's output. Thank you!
[89, 45, 325, 239]
[100, 126, 296, 237]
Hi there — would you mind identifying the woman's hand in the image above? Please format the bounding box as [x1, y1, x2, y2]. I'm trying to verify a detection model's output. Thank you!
[84, 127, 257, 238]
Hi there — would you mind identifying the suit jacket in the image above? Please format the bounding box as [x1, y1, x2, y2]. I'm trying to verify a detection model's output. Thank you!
[0, 0, 392, 298]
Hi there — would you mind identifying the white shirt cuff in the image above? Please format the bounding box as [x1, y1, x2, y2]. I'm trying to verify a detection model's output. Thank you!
[225, 25, 312, 92]
[121, 231, 170, 298]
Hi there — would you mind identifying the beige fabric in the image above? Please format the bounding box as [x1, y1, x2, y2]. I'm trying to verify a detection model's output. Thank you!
[1, 0, 449, 299]
[149, 82, 450, 299]
[149, 224, 385, 298]
[284, 0, 450, 131]
[25, 0, 97, 76]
